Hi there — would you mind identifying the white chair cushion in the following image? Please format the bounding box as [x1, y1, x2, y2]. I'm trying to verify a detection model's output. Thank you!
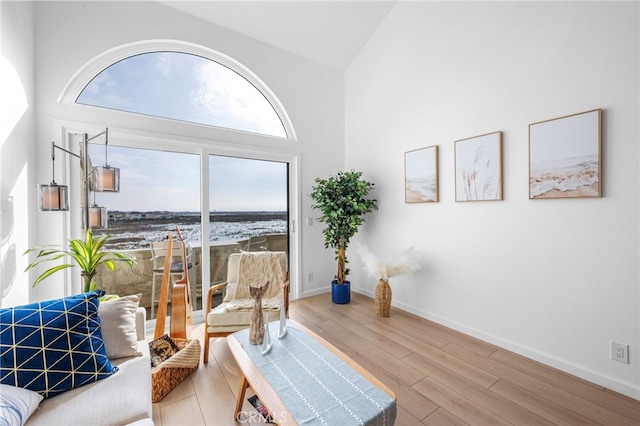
[226, 297, 281, 312]
[207, 302, 281, 330]
[223, 282, 238, 303]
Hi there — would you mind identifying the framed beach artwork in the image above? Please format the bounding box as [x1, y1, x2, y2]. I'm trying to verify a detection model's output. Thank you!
[405, 146, 439, 203]
[454, 131, 503, 202]
[529, 109, 602, 199]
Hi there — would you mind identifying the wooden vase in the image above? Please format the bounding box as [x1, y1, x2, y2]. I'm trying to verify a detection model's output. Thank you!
[375, 279, 392, 317]
[249, 282, 270, 345]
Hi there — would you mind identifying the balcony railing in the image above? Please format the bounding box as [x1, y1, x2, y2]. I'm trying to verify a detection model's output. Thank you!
[94, 240, 240, 319]
[93, 233, 287, 320]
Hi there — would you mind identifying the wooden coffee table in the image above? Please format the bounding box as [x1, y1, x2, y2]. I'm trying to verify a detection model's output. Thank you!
[227, 320, 396, 425]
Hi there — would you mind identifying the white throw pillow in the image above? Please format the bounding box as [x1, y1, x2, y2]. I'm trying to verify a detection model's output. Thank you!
[0, 384, 43, 426]
[98, 294, 142, 359]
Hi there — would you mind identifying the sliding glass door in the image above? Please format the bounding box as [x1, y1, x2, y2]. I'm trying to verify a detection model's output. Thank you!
[207, 154, 289, 291]
[88, 144, 290, 323]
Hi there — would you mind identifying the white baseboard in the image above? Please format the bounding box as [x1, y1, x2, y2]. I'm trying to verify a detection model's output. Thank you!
[300, 287, 331, 299]
[353, 287, 640, 401]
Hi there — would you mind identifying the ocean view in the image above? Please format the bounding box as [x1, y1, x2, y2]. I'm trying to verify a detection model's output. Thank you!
[93, 211, 288, 250]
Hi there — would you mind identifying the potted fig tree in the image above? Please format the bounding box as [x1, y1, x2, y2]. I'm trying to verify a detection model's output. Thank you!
[310, 170, 377, 304]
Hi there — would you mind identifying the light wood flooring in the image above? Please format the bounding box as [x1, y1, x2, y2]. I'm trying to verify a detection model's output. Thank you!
[152, 292, 640, 425]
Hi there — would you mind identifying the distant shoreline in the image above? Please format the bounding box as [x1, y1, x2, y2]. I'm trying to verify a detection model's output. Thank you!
[94, 211, 288, 250]
[109, 211, 287, 223]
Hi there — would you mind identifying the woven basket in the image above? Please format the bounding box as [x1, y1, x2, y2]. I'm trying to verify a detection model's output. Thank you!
[151, 338, 201, 402]
[375, 279, 392, 317]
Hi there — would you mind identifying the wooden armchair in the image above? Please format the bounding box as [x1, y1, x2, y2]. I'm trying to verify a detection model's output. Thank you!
[203, 251, 289, 363]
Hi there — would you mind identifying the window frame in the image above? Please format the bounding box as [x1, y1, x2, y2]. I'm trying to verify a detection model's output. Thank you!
[58, 39, 297, 141]
[52, 40, 300, 325]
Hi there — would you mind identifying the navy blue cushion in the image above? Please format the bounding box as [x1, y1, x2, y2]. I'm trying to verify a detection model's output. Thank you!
[0, 291, 118, 398]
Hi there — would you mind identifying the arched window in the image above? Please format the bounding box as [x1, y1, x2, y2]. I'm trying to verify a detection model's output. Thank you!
[76, 51, 287, 138]
[55, 40, 299, 313]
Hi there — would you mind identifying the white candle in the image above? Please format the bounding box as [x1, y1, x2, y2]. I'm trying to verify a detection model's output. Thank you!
[261, 321, 272, 355]
[278, 296, 287, 338]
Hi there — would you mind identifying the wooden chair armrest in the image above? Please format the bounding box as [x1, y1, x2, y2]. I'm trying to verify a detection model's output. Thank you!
[205, 282, 228, 316]
[282, 273, 290, 318]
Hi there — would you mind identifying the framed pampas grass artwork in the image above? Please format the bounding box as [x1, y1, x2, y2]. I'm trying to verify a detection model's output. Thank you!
[404, 145, 438, 203]
[529, 109, 602, 199]
[455, 131, 503, 202]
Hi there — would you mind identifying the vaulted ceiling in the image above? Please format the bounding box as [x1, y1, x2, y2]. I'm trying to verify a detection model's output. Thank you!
[159, 1, 397, 70]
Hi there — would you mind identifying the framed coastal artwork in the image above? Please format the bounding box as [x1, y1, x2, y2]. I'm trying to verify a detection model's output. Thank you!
[529, 109, 602, 199]
[404, 146, 438, 203]
[454, 131, 503, 202]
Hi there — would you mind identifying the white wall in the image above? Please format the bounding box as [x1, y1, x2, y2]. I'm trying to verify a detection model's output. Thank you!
[0, 1, 35, 308]
[24, 1, 343, 302]
[346, 2, 639, 399]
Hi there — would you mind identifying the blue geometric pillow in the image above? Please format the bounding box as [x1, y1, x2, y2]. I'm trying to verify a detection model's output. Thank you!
[0, 291, 118, 398]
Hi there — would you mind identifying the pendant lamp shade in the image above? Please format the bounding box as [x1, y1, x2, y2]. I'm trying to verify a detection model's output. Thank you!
[38, 183, 69, 211]
[83, 205, 108, 229]
[94, 165, 120, 192]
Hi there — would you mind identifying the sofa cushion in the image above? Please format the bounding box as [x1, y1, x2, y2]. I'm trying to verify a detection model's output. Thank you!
[98, 294, 142, 359]
[25, 342, 152, 426]
[0, 291, 117, 398]
[0, 384, 43, 426]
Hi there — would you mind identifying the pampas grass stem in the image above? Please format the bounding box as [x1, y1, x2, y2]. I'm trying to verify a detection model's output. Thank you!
[356, 243, 421, 282]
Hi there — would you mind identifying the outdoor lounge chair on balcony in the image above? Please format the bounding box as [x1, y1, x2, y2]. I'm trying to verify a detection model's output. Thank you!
[202, 251, 289, 363]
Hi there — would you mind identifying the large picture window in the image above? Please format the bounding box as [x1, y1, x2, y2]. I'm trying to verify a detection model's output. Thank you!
[63, 43, 297, 323]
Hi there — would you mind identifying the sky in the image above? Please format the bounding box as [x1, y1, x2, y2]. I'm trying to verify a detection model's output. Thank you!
[81, 52, 288, 212]
[89, 144, 287, 213]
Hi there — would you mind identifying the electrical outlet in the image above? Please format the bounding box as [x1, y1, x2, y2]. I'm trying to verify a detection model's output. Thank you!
[307, 272, 314, 283]
[306, 217, 314, 227]
[611, 341, 629, 364]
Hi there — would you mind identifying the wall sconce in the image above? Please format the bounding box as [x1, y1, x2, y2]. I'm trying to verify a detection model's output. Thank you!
[37, 128, 118, 229]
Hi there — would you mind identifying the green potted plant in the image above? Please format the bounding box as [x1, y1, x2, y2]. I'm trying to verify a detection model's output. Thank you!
[310, 170, 377, 304]
[24, 229, 137, 293]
